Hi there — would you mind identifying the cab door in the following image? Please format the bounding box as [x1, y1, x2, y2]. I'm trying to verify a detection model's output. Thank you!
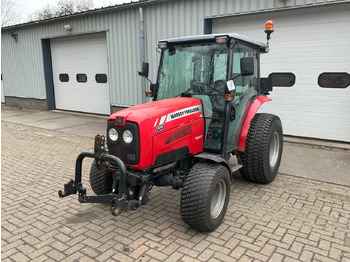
[226, 42, 260, 151]
[203, 47, 229, 152]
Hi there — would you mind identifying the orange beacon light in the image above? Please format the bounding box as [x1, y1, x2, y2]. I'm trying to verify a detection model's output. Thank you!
[264, 20, 274, 52]
[265, 20, 274, 40]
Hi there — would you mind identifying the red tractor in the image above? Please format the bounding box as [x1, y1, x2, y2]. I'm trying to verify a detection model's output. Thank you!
[59, 21, 295, 232]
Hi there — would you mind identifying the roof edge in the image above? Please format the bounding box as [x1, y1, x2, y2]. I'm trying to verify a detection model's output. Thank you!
[160, 33, 266, 49]
[1, 0, 172, 31]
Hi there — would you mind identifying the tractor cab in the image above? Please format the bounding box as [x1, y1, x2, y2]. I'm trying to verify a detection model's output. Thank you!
[146, 34, 266, 158]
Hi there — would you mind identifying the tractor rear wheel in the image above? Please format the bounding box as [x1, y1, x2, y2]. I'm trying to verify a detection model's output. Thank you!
[89, 162, 113, 195]
[239, 113, 283, 184]
[180, 162, 230, 232]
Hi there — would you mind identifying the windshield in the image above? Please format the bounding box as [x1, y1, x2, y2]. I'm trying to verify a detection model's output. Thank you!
[156, 42, 229, 100]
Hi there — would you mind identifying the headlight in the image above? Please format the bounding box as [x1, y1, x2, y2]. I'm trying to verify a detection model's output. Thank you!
[108, 128, 118, 141]
[123, 130, 133, 144]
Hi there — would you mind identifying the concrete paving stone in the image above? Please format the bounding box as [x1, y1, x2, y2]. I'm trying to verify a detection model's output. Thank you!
[230, 246, 246, 259]
[2, 112, 350, 261]
[32, 255, 53, 262]
[345, 237, 350, 247]
[164, 251, 184, 262]
[245, 250, 269, 261]
[10, 252, 31, 262]
[269, 252, 285, 262]
[144, 248, 168, 261]
[238, 254, 254, 262]
[1, 247, 18, 259]
[197, 249, 215, 261]
[178, 246, 200, 257]
[61, 251, 85, 262]
[182, 255, 201, 262]
[283, 257, 300, 262]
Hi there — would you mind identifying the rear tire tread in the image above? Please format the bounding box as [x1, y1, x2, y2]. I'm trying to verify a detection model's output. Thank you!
[239, 113, 282, 184]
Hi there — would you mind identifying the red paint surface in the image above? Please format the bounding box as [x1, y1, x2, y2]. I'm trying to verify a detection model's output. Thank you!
[238, 96, 272, 152]
[108, 98, 204, 170]
[152, 118, 204, 166]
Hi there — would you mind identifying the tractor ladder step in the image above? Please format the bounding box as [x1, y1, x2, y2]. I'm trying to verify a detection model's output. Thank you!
[231, 164, 243, 173]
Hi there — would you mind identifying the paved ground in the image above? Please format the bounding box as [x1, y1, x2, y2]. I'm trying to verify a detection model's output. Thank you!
[2, 106, 350, 261]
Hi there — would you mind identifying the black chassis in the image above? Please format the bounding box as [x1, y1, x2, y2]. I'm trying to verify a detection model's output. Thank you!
[58, 133, 233, 216]
[58, 135, 154, 216]
[58, 135, 191, 216]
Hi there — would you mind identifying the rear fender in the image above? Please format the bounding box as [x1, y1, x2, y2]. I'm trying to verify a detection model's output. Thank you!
[194, 152, 232, 176]
[238, 96, 272, 152]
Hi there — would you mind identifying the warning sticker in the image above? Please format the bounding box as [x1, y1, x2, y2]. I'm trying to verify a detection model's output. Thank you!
[227, 80, 235, 91]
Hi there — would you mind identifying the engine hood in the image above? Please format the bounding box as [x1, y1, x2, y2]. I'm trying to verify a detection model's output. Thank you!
[108, 97, 203, 135]
[107, 97, 204, 170]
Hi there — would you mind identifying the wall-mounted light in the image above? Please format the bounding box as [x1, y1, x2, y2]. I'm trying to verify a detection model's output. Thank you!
[64, 24, 72, 32]
[9, 32, 18, 41]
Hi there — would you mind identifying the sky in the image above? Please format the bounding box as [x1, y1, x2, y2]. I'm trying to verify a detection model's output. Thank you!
[13, 0, 134, 23]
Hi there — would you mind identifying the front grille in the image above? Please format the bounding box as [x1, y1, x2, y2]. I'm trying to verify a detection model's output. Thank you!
[107, 121, 140, 165]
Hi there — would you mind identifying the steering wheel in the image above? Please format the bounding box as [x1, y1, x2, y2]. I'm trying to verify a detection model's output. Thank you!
[209, 80, 227, 95]
[208, 80, 227, 117]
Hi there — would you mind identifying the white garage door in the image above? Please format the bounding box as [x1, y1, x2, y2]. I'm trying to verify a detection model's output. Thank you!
[51, 33, 110, 115]
[213, 3, 350, 142]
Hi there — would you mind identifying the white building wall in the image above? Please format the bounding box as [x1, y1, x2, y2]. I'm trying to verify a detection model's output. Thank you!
[2, 0, 348, 106]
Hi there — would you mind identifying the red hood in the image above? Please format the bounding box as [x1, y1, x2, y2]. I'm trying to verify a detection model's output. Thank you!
[108, 97, 204, 170]
[108, 97, 203, 135]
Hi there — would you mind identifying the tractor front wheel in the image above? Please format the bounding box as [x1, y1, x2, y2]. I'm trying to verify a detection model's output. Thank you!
[89, 162, 113, 195]
[239, 113, 283, 184]
[180, 162, 230, 232]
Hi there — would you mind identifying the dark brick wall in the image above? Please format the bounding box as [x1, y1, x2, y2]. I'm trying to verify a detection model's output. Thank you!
[5, 97, 47, 111]
[5, 97, 131, 113]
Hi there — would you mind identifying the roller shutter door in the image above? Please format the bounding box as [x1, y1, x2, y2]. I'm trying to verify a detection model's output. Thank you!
[51, 33, 110, 115]
[212, 3, 350, 142]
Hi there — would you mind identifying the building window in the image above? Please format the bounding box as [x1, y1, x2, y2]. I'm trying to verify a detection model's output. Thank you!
[59, 74, 69, 82]
[318, 73, 350, 88]
[95, 74, 108, 83]
[76, 74, 87, 83]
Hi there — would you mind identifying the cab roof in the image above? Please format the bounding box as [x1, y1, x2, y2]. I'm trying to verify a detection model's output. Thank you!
[159, 33, 266, 52]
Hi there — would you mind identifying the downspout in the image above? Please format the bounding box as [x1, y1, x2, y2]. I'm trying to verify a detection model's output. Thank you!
[139, 7, 146, 103]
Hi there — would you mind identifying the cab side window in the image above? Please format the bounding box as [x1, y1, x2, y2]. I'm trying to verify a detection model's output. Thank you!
[232, 43, 259, 96]
[213, 53, 227, 82]
[226, 42, 259, 151]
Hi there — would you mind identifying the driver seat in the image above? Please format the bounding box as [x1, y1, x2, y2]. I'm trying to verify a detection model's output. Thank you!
[210, 80, 226, 118]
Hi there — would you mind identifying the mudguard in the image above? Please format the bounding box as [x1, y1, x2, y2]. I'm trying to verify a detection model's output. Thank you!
[238, 96, 272, 152]
[194, 152, 232, 176]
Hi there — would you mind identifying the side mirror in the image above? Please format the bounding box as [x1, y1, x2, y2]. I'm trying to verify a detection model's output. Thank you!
[240, 57, 254, 76]
[138, 62, 149, 78]
[260, 72, 295, 94]
[269, 73, 295, 87]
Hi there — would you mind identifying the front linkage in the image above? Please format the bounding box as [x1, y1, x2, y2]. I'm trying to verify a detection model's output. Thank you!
[58, 135, 151, 216]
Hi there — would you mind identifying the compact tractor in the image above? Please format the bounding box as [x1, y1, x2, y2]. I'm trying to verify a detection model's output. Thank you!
[59, 21, 295, 232]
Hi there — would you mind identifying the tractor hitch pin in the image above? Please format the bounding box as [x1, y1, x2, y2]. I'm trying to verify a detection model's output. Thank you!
[111, 176, 118, 193]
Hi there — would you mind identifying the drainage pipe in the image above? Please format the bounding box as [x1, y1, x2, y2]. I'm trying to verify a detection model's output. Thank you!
[139, 7, 146, 103]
